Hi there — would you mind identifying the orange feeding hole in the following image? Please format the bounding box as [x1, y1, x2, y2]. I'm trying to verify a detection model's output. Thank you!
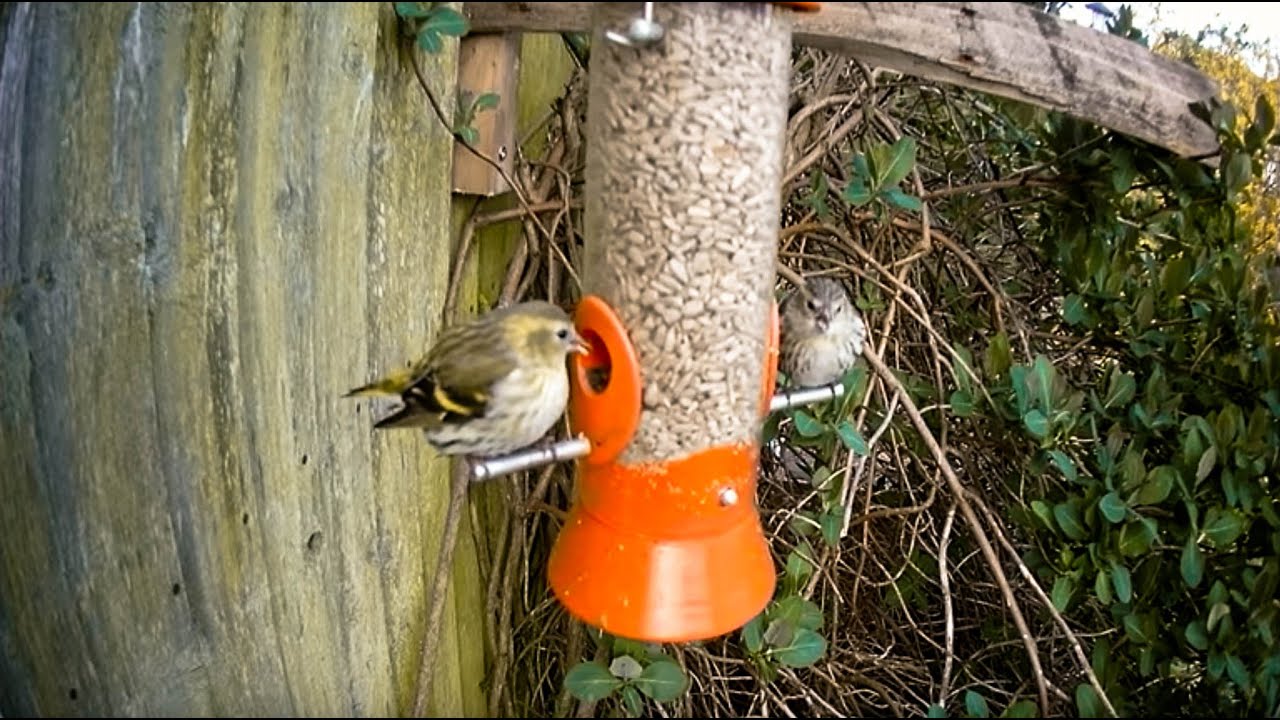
[569, 296, 642, 466]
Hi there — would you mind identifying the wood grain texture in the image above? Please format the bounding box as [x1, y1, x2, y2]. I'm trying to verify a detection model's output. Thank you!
[465, 1, 1220, 158]
[0, 3, 484, 716]
[452, 33, 521, 196]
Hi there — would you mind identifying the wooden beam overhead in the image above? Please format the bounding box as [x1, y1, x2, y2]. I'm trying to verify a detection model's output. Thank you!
[464, 2, 1220, 158]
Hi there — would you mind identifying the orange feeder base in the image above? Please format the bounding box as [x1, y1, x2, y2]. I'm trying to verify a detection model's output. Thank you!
[547, 443, 775, 643]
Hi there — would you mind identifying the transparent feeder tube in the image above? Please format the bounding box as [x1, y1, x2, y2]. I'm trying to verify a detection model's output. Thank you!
[582, 2, 793, 463]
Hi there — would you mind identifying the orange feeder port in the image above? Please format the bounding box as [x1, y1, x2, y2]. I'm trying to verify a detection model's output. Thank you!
[549, 296, 778, 643]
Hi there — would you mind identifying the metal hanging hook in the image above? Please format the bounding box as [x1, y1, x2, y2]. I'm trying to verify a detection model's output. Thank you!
[605, 2, 665, 47]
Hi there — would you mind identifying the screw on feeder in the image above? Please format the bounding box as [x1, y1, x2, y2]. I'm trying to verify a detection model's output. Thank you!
[469, 435, 592, 482]
[604, 2, 665, 48]
[718, 487, 739, 507]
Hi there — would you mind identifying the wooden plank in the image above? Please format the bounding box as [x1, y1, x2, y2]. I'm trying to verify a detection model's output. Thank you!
[0, 3, 485, 716]
[452, 33, 521, 196]
[464, 1, 1220, 158]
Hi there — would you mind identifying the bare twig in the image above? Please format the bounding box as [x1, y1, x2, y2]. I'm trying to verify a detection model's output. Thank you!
[411, 462, 471, 717]
[860, 347, 1052, 714]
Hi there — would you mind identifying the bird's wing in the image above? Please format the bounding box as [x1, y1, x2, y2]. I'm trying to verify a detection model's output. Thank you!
[372, 344, 517, 430]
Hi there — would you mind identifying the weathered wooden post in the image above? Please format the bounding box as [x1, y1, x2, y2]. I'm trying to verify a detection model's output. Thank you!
[0, 3, 485, 715]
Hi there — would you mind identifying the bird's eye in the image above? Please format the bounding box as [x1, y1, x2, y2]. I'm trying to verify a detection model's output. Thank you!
[806, 299, 819, 312]
[556, 328, 570, 340]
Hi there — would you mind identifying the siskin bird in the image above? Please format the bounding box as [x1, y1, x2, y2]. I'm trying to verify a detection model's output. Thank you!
[344, 300, 590, 459]
[779, 277, 866, 388]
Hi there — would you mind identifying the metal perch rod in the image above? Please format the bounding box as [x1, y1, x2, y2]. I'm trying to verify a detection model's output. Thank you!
[469, 435, 593, 481]
[769, 381, 845, 413]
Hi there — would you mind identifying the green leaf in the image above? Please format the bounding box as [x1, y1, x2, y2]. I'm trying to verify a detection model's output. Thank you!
[1003, 699, 1038, 718]
[762, 618, 795, 648]
[1134, 290, 1155, 328]
[635, 660, 688, 702]
[1223, 152, 1252, 196]
[820, 510, 841, 548]
[881, 187, 922, 212]
[1118, 517, 1157, 556]
[1203, 507, 1245, 547]
[423, 6, 469, 36]
[1185, 619, 1209, 650]
[456, 125, 479, 145]
[1140, 646, 1156, 677]
[1032, 355, 1055, 411]
[984, 332, 1012, 377]
[1257, 94, 1277, 137]
[1023, 409, 1050, 439]
[1225, 654, 1250, 691]
[1099, 492, 1127, 524]
[473, 92, 500, 110]
[836, 420, 869, 455]
[927, 703, 948, 718]
[1094, 568, 1113, 604]
[1181, 537, 1204, 589]
[610, 655, 643, 680]
[1196, 447, 1217, 483]
[1048, 450, 1077, 482]
[416, 28, 443, 53]
[1111, 148, 1136, 192]
[621, 684, 643, 716]
[876, 137, 918, 187]
[1075, 683, 1102, 718]
[1111, 562, 1132, 603]
[1208, 601, 1231, 632]
[950, 390, 976, 417]
[564, 662, 622, 701]
[1051, 575, 1075, 612]
[1063, 294, 1089, 326]
[1103, 371, 1136, 409]
[772, 596, 825, 631]
[1011, 366, 1030, 416]
[1030, 500, 1055, 531]
[1208, 651, 1227, 679]
[793, 410, 825, 438]
[395, 1, 432, 18]
[1134, 465, 1178, 505]
[741, 614, 764, 654]
[965, 689, 991, 718]
[1124, 612, 1156, 644]
[770, 627, 826, 667]
[1119, 449, 1146, 491]
[785, 549, 814, 589]
[842, 177, 873, 206]
[1054, 502, 1087, 540]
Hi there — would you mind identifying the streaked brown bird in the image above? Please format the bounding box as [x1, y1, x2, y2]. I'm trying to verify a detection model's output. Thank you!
[779, 277, 866, 388]
[345, 301, 589, 458]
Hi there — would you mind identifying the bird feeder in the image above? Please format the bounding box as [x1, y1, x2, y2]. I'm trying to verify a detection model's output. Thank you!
[548, 1, 814, 643]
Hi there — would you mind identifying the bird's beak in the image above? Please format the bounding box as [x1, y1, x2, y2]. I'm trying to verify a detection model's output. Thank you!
[571, 332, 591, 356]
[815, 313, 829, 332]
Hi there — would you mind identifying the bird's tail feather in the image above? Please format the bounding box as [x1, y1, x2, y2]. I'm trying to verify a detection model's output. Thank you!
[343, 367, 415, 398]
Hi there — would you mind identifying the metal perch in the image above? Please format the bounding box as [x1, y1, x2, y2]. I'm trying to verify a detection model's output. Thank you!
[769, 381, 845, 413]
[469, 435, 593, 481]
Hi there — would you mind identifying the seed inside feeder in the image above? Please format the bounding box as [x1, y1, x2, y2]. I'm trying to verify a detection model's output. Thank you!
[582, 2, 791, 463]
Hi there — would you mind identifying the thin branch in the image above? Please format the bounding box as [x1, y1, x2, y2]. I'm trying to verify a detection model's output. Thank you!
[860, 347, 1052, 715]
[412, 462, 472, 717]
[971, 493, 1119, 718]
[937, 501, 958, 707]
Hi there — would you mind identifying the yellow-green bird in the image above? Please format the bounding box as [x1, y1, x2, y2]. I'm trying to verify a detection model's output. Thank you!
[345, 301, 590, 458]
